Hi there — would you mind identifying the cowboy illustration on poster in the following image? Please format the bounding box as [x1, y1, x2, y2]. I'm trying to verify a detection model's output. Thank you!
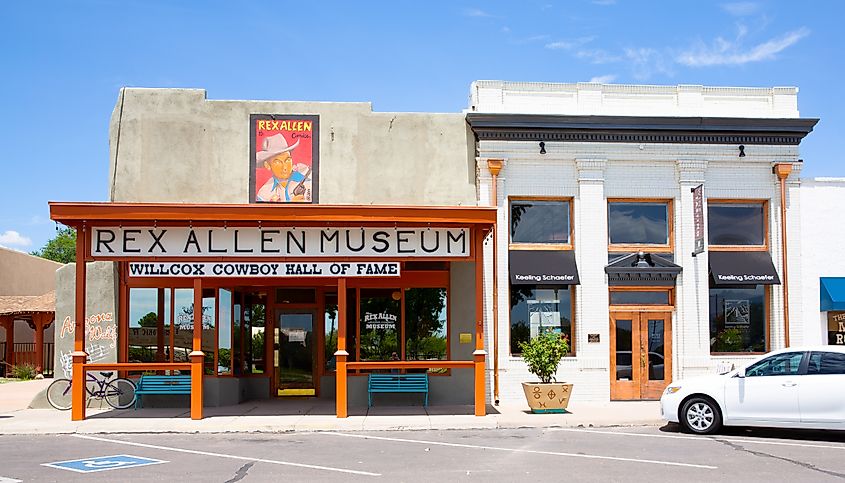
[251, 115, 319, 203]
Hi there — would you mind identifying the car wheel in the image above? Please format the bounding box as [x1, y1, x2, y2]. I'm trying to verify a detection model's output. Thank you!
[681, 397, 722, 435]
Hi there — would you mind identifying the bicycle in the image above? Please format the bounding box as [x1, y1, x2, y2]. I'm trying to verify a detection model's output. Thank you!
[46, 371, 137, 410]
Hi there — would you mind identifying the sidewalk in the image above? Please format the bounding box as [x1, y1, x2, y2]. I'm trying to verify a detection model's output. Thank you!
[0, 398, 663, 435]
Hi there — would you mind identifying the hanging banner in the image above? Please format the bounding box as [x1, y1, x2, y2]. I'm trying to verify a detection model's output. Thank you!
[692, 184, 705, 256]
[91, 227, 469, 258]
[250, 114, 319, 204]
[128, 261, 401, 278]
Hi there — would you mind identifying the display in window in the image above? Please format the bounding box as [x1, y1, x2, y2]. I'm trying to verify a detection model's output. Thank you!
[724, 299, 750, 325]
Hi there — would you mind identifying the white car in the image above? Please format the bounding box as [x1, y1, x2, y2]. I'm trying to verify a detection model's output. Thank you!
[661, 346, 845, 434]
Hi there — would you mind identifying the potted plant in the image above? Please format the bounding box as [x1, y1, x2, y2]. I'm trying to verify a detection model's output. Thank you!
[520, 332, 572, 413]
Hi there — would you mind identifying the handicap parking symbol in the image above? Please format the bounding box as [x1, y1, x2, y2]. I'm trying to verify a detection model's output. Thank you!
[43, 454, 167, 473]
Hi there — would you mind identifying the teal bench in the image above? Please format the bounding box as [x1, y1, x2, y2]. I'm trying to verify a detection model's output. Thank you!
[134, 375, 192, 409]
[367, 373, 429, 407]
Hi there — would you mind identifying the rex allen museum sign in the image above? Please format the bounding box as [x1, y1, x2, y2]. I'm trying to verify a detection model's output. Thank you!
[91, 227, 470, 258]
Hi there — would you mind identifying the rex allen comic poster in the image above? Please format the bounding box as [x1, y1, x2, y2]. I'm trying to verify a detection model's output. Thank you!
[250, 114, 319, 203]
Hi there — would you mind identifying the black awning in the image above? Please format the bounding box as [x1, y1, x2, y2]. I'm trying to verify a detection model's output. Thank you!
[709, 251, 780, 286]
[509, 250, 579, 285]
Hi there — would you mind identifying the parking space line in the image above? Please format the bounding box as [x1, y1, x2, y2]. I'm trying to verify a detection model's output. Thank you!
[71, 434, 381, 477]
[320, 432, 717, 469]
[547, 427, 845, 450]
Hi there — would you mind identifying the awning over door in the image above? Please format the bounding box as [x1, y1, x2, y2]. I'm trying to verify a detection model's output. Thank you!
[509, 250, 580, 285]
[820, 277, 845, 311]
[709, 251, 780, 286]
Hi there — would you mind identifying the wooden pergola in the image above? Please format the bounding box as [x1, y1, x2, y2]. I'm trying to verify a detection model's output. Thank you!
[50, 202, 496, 421]
[0, 291, 55, 376]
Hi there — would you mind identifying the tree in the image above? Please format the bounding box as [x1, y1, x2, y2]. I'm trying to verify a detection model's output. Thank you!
[31, 226, 76, 263]
[137, 311, 159, 328]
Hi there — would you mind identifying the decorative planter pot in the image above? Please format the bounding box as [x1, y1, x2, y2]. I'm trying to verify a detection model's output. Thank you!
[522, 382, 574, 413]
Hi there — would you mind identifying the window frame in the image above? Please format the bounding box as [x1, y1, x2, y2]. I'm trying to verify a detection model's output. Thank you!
[508, 283, 577, 357]
[707, 199, 769, 251]
[608, 286, 675, 311]
[508, 196, 575, 250]
[607, 198, 674, 253]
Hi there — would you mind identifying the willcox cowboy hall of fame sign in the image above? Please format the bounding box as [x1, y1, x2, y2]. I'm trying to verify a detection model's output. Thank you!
[250, 114, 319, 204]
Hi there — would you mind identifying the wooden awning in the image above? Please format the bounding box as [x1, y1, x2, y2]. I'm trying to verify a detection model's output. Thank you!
[0, 291, 55, 316]
[49, 202, 498, 227]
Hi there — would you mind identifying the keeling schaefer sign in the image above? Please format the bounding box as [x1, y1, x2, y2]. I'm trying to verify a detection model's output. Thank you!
[91, 227, 469, 258]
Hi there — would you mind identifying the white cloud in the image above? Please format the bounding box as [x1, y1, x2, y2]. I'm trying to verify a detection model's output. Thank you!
[592, 0, 616, 5]
[463, 8, 492, 17]
[625, 47, 674, 79]
[721, 2, 759, 16]
[501, 26, 511, 34]
[576, 49, 622, 64]
[545, 36, 595, 50]
[0, 230, 32, 249]
[677, 27, 810, 67]
[589, 74, 617, 83]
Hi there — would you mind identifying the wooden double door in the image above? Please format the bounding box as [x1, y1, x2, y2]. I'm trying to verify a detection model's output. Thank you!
[610, 311, 672, 400]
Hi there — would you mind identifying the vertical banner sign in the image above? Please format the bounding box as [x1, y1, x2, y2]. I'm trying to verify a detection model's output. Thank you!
[692, 184, 705, 256]
[250, 114, 319, 204]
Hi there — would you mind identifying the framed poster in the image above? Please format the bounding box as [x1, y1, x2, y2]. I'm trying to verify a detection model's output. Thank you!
[250, 114, 319, 203]
[724, 299, 750, 326]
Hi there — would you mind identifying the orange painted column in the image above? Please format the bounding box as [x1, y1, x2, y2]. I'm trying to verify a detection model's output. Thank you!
[190, 278, 204, 420]
[71, 226, 88, 421]
[335, 278, 348, 418]
[1, 317, 12, 377]
[473, 229, 487, 417]
[34, 314, 45, 375]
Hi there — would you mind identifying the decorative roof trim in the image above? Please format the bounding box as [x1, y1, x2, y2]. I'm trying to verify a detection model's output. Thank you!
[467, 114, 818, 145]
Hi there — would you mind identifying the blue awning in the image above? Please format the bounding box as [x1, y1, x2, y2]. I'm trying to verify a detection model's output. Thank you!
[820, 277, 845, 311]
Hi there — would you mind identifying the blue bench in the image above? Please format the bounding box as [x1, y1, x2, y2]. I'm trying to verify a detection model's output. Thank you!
[367, 373, 429, 407]
[134, 375, 192, 409]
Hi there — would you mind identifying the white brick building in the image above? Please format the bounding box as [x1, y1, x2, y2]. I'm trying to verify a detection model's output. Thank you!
[468, 81, 818, 404]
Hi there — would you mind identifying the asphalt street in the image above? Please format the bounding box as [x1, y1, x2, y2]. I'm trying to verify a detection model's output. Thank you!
[1, 425, 843, 482]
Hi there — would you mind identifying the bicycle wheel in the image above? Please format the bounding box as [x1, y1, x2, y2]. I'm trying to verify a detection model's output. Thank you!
[46, 378, 73, 410]
[104, 378, 137, 409]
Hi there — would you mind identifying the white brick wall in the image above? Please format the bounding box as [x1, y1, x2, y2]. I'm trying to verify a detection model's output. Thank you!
[478, 143, 802, 404]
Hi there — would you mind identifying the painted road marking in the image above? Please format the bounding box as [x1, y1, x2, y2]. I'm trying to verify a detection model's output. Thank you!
[320, 432, 717, 470]
[0, 477, 22, 482]
[547, 427, 845, 451]
[72, 434, 381, 477]
[42, 455, 167, 474]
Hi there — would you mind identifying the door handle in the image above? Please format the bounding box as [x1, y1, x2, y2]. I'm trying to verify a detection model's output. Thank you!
[781, 382, 797, 387]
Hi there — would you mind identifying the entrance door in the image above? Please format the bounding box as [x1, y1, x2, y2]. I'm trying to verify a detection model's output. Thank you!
[275, 310, 316, 396]
[610, 311, 672, 400]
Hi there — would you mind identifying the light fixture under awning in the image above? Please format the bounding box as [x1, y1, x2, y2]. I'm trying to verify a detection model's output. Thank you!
[509, 250, 580, 285]
[709, 251, 780, 286]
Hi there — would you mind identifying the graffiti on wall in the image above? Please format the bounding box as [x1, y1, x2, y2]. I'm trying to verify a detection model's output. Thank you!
[57, 312, 116, 378]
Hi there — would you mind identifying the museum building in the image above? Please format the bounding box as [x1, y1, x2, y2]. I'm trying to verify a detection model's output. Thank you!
[50, 88, 494, 420]
[468, 81, 817, 404]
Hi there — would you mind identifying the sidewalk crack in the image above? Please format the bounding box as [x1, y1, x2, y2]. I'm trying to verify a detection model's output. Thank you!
[224, 461, 255, 483]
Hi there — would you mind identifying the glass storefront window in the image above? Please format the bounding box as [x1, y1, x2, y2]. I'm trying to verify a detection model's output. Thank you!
[405, 288, 447, 362]
[324, 293, 338, 371]
[218, 289, 232, 375]
[172, 289, 194, 363]
[709, 286, 766, 353]
[233, 293, 243, 376]
[359, 289, 400, 361]
[708, 203, 765, 246]
[609, 290, 670, 305]
[128, 288, 169, 363]
[608, 202, 669, 245]
[244, 294, 266, 374]
[202, 289, 216, 374]
[510, 200, 570, 244]
[510, 285, 573, 355]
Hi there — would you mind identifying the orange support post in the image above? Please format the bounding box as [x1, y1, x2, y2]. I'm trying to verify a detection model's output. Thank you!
[71, 226, 87, 421]
[335, 278, 348, 418]
[34, 314, 45, 375]
[3, 316, 14, 373]
[190, 278, 204, 420]
[473, 229, 487, 417]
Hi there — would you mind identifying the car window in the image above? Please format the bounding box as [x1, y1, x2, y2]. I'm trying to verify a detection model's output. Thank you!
[807, 351, 845, 375]
[745, 352, 804, 377]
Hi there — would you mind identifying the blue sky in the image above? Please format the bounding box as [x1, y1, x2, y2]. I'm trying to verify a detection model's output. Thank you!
[1, 0, 842, 252]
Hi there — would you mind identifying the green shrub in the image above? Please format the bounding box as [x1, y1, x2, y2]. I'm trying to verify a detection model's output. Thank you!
[518, 332, 569, 384]
[10, 363, 37, 380]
